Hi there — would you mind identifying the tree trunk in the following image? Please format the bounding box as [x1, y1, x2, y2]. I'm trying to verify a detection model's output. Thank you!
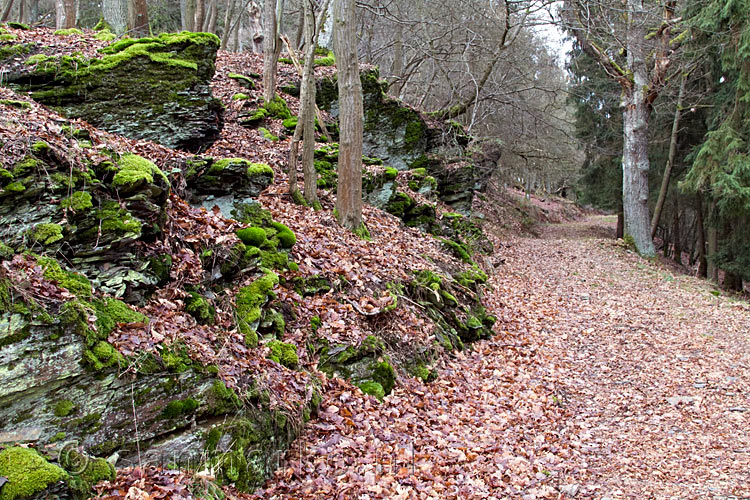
[28, 0, 37, 23]
[1, 0, 15, 22]
[248, 1, 263, 53]
[194, 0, 205, 32]
[333, 0, 363, 231]
[204, 0, 217, 33]
[56, 0, 75, 29]
[262, 0, 280, 102]
[621, 1, 655, 256]
[707, 200, 718, 282]
[127, 0, 149, 36]
[318, 0, 333, 49]
[651, 75, 686, 238]
[616, 201, 624, 239]
[672, 199, 681, 264]
[300, 0, 318, 206]
[182, 0, 195, 31]
[103, 0, 127, 34]
[696, 193, 708, 278]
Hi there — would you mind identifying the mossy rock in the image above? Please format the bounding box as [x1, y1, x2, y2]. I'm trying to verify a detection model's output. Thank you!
[236, 271, 279, 347]
[228, 72, 255, 89]
[186, 157, 273, 199]
[318, 335, 396, 399]
[0, 447, 68, 500]
[6, 32, 224, 152]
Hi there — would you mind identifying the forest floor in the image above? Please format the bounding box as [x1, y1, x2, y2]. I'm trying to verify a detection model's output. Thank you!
[254, 214, 750, 500]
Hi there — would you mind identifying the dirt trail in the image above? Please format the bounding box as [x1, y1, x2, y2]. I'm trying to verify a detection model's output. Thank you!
[258, 215, 750, 499]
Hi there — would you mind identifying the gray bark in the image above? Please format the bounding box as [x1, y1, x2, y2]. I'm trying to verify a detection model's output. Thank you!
[262, 0, 281, 102]
[300, 0, 317, 205]
[127, 0, 149, 36]
[103, 0, 127, 34]
[56, 0, 75, 28]
[621, 0, 655, 256]
[333, 0, 363, 230]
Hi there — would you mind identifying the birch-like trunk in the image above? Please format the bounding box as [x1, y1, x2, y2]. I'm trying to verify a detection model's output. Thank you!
[56, 0, 75, 29]
[300, 0, 318, 206]
[333, 0, 363, 230]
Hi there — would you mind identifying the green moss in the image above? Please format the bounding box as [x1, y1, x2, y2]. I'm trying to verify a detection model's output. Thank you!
[270, 222, 296, 248]
[83, 340, 125, 371]
[0, 242, 13, 260]
[38, 257, 92, 297]
[148, 254, 172, 284]
[93, 200, 141, 236]
[0, 168, 13, 182]
[247, 162, 274, 178]
[62, 451, 115, 497]
[267, 340, 298, 369]
[385, 192, 415, 218]
[0, 33, 18, 41]
[159, 343, 193, 373]
[207, 380, 241, 415]
[263, 96, 292, 119]
[94, 30, 116, 42]
[0, 99, 30, 109]
[161, 397, 200, 419]
[362, 156, 384, 166]
[236, 271, 279, 347]
[259, 249, 289, 270]
[242, 107, 267, 126]
[353, 223, 371, 241]
[372, 360, 395, 394]
[53, 399, 75, 417]
[54, 28, 83, 36]
[7, 22, 29, 30]
[259, 127, 279, 141]
[282, 116, 298, 130]
[27, 223, 63, 245]
[12, 156, 38, 177]
[357, 381, 385, 400]
[61, 191, 93, 211]
[185, 292, 215, 324]
[3, 181, 25, 193]
[232, 93, 249, 100]
[0, 447, 68, 500]
[51, 432, 66, 442]
[112, 153, 168, 190]
[93, 297, 148, 337]
[439, 237, 473, 264]
[228, 73, 255, 89]
[314, 55, 335, 67]
[384, 167, 398, 180]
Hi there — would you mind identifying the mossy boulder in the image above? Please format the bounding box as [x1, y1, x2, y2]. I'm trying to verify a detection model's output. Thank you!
[235, 271, 279, 347]
[318, 335, 396, 400]
[183, 157, 273, 215]
[0, 447, 68, 500]
[4, 32, 224, 152]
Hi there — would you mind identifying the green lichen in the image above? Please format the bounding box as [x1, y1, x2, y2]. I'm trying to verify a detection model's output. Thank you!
[112, 153, 168, 191]
[236, 271, 279, 347]
[266, 340, 298, 369]
[54, 28, 83, 36]
[259, 127, 279, 141]
[0, 447, 68, 500]
[61, 191, 93, 211]
[27, 223, 63, 245]
[53, 399, 75, 417]
[237, 227, 267, 247]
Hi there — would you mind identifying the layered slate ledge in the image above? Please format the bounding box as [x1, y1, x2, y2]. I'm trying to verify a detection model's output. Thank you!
[1, 32, 223, 152]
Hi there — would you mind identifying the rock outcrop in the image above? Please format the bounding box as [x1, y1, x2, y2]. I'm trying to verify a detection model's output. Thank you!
[2, 32, 223, 152]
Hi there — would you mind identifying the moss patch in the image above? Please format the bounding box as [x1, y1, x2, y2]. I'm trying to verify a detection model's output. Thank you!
[0, 447, 68, 500]
[27, 223, 63, 246]
[236, 271, 279, 347]
[237, 227, 267, 247]
[267, 340, 298, 369]
[112, 153, 168, 191]
[61, 191, 93, 211]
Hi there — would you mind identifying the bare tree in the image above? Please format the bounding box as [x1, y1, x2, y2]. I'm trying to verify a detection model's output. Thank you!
[103, 0, 127, 34]
[262, 0, 285, 102]
[333, 0, 364, 231]
[563, 0, 683, 256]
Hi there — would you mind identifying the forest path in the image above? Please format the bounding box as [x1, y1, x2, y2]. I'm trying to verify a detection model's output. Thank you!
[257, 215, 750, 499]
